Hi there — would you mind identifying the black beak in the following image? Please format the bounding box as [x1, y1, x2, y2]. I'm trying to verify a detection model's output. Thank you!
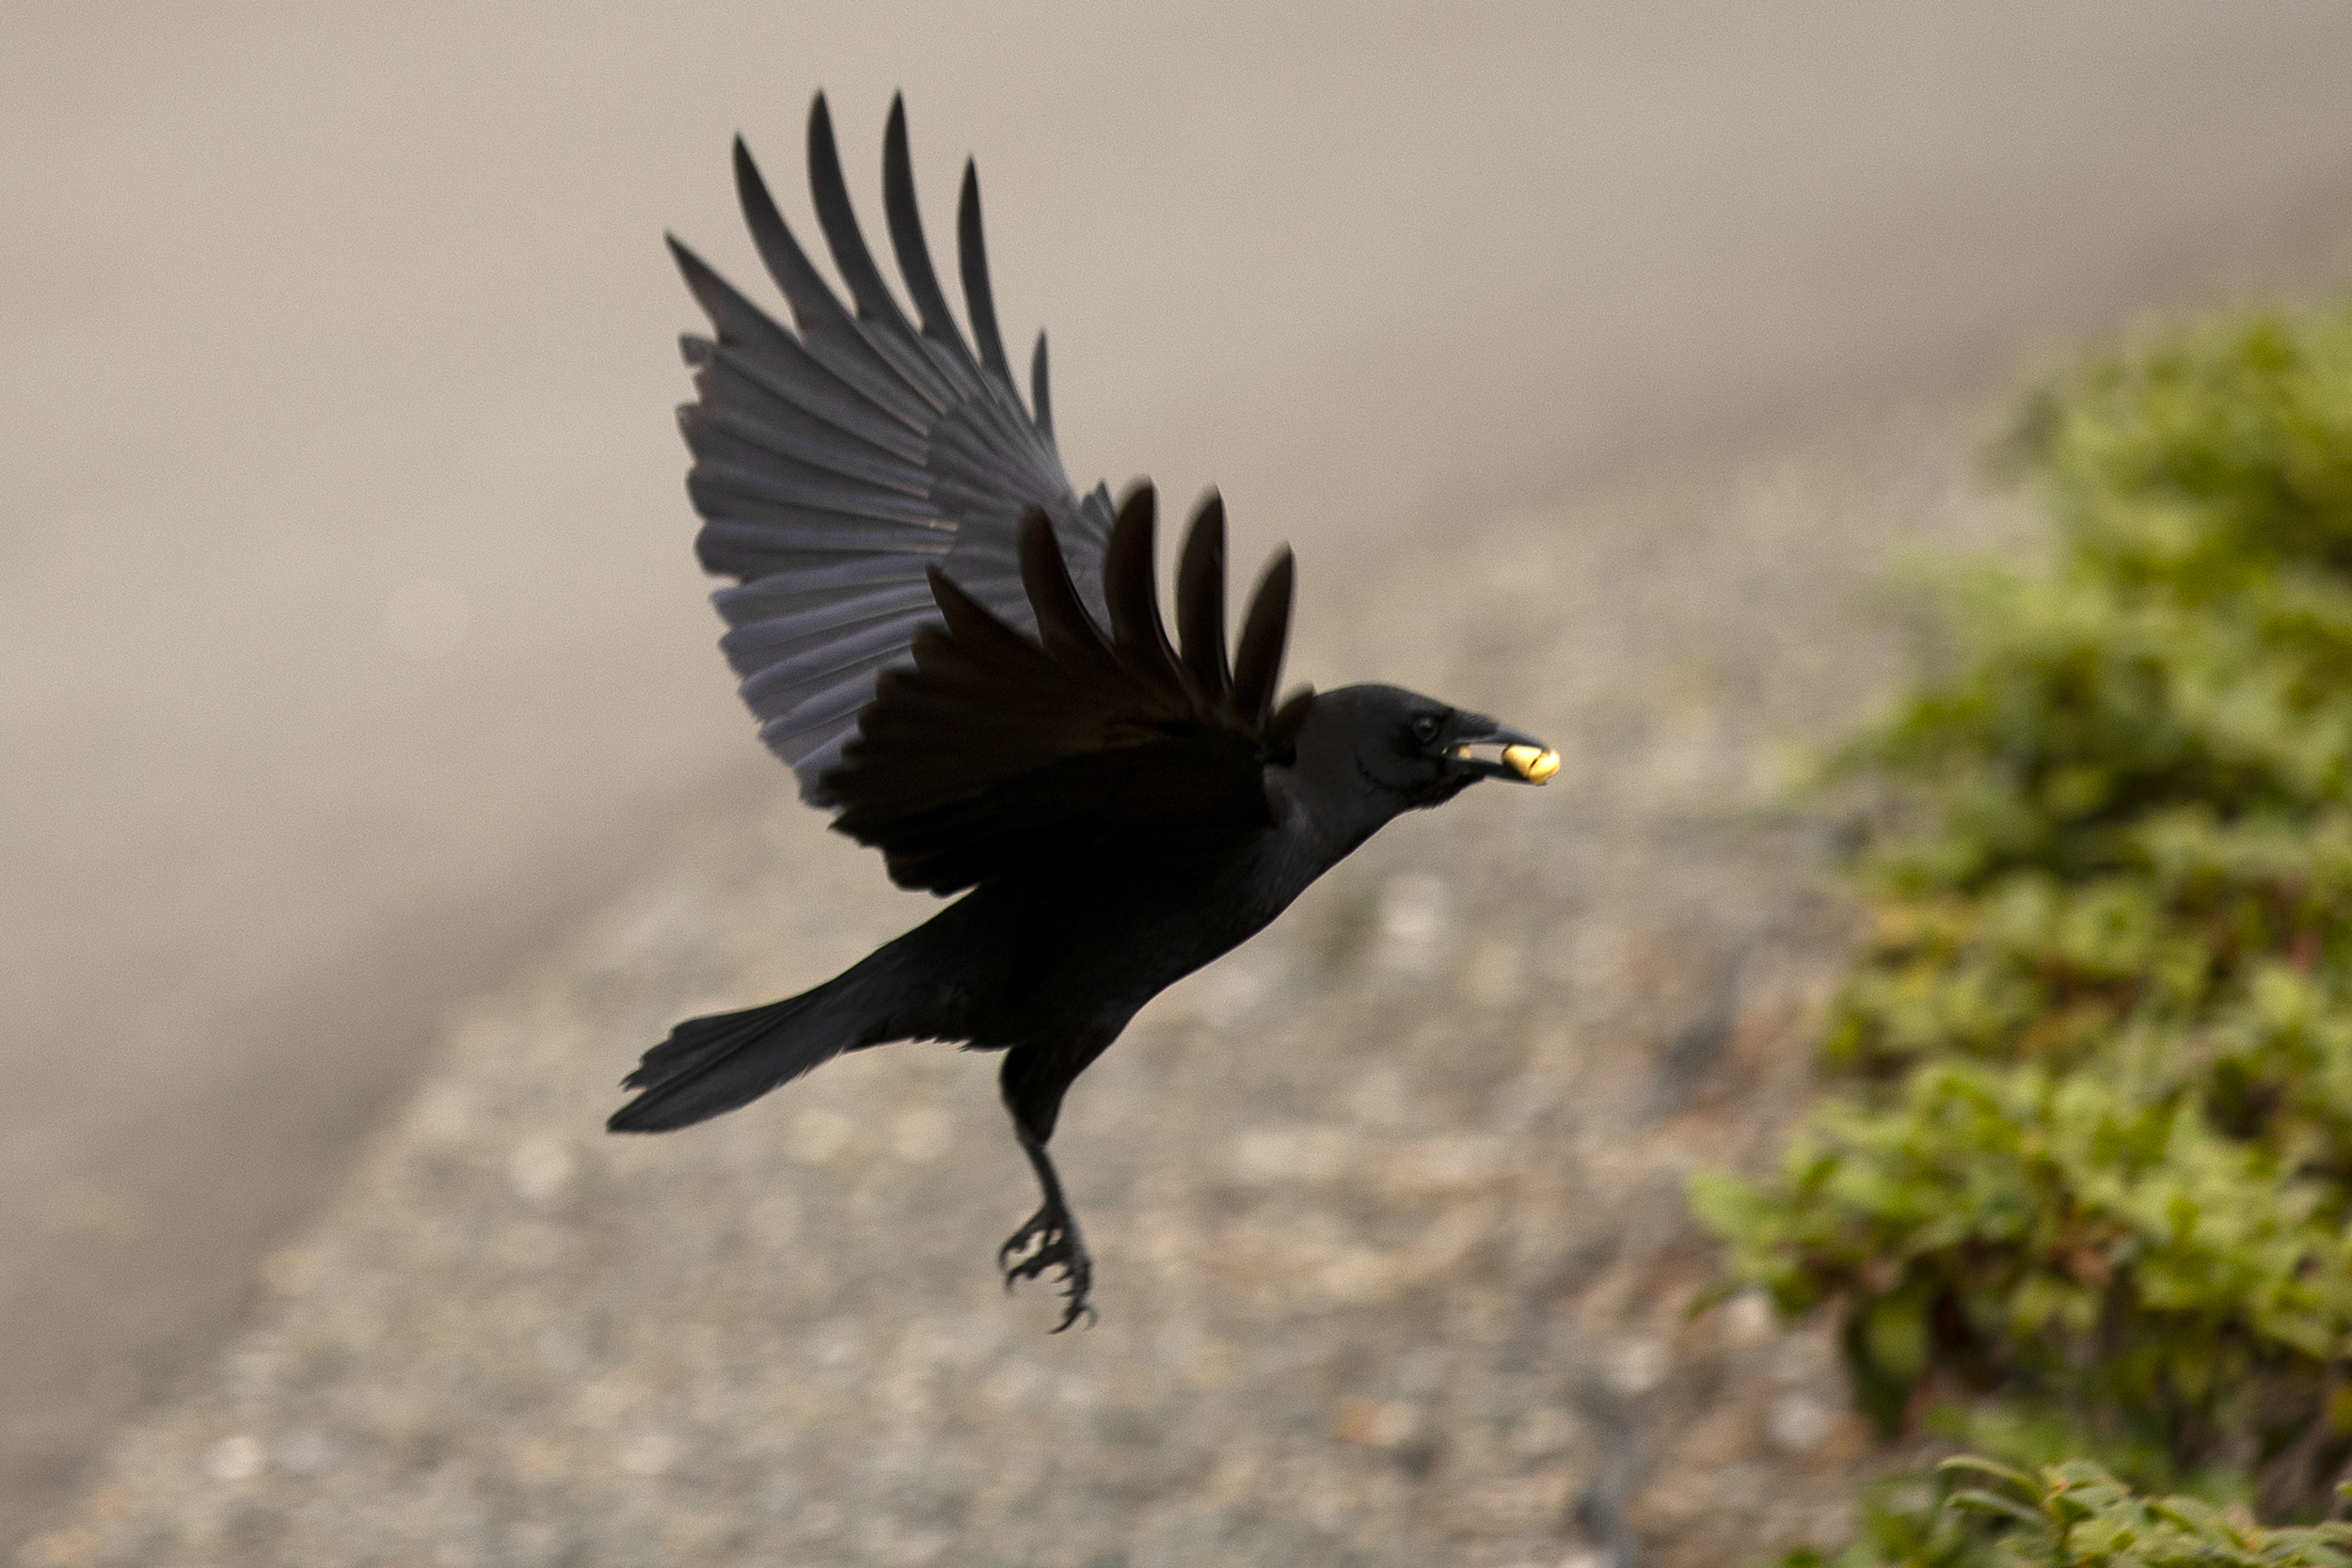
[1443, 713, 1560, 784]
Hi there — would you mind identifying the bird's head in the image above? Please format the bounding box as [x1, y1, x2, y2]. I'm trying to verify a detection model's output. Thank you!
[1285, 684, 1557, 827]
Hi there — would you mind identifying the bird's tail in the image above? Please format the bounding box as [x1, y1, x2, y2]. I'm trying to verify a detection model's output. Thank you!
[607, 974, 880, 1134]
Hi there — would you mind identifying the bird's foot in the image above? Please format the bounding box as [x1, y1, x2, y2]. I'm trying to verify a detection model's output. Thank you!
[997, 1201, 1095, 1331]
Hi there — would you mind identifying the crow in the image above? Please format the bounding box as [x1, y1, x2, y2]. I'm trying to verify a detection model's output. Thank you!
[609, 92, 1557, 1329]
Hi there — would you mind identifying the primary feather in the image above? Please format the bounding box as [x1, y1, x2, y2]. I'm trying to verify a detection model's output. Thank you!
[673, 91, 1115, 801]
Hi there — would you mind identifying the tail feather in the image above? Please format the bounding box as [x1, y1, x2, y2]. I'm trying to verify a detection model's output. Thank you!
[609, 986, 859, 1133]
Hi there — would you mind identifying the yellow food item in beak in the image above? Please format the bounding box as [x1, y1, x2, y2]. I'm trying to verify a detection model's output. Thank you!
[1503, 744, 1560, 784]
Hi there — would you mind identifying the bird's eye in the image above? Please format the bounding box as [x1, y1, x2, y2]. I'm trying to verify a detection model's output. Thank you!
[1410, 715, 1441, 745]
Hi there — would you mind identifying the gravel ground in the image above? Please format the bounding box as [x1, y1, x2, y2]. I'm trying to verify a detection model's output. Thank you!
[20, 403, 2026, 1568]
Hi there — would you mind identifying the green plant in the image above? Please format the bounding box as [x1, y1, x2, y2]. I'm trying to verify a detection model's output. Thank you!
[1694, 289, 2352, 1535]
[1935, 1458, 2351, 1568]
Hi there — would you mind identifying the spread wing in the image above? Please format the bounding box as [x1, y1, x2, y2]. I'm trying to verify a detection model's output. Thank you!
[672, 92, 1116, 804]
[826, 486, 1315, 895]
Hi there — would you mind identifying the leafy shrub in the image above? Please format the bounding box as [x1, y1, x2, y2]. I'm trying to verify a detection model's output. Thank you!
[1778, 1459, 2352, 1568]
[1692, 289, 2352, 1528]
[1803, 1458, 2352, 1568]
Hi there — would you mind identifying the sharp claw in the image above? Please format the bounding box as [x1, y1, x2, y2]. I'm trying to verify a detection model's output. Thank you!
[997, 1202, 1096, 1328]
[997, 1217, 1047, 1274]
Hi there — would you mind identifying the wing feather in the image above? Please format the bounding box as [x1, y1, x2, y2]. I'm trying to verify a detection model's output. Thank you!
[1018, 519, 1120, 676]
[1029, 332, 1054, 439]
[717, 582, 940, 673]
[957, 161, 1013, 383]
[673, 95, 1115, 797]
[712, 556, 930, 622]
[738, 609, 942, 711]
[1176, 493, 1232, 707]
[804, 97, 920, 344]
[682, 405, 930, 497]
[804, 98, 964, 411]
[685, 332, 927, 463]
[823, 499, 1311, 894]
[686, 372, 931, 491]
[667, 241, 797, 367]
[1103, 486, 1183, 684]
[1232, 549, 1295, 728]
[733, 138, 938, 429]
[764, 672, 894, 745]
[683, 457, 947, 530]
[882, 96, 983, 372]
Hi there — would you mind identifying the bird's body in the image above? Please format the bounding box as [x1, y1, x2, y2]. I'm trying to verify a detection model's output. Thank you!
[612, 94, 1555, 1327]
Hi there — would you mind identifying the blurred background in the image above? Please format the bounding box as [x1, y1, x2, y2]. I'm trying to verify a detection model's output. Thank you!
[8, 0, 2352, 1553]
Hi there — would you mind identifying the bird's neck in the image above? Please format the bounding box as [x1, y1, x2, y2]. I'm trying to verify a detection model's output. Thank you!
[1263, 763, 1402, 886]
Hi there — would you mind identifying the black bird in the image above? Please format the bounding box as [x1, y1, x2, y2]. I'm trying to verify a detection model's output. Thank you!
[610, 93, 1558, 1329]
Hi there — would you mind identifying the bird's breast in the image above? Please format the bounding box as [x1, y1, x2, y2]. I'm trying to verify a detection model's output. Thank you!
[952, 827, 1326, 1023]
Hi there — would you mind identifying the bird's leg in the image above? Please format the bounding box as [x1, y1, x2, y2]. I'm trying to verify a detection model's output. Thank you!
[995, 1046, 1094, 1330]
[998, 1120, 1094, 1331]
